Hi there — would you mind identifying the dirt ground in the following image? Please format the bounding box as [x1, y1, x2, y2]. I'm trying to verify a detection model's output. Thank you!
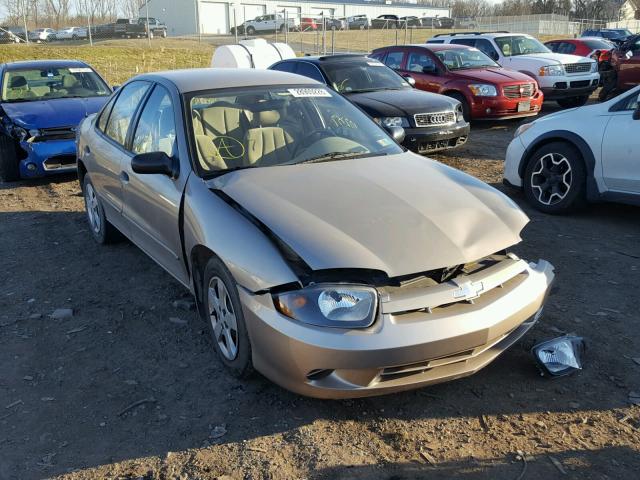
[1, 102, 639, 480]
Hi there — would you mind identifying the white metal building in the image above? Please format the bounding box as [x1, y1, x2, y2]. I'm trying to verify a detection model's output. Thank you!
[140, 0, 450, 36]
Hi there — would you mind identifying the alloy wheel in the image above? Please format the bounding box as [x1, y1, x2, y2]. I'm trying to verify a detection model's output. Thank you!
[84, 183, 101, 234]
[207, 276, 239, 361]
[530, 152, 572, 206]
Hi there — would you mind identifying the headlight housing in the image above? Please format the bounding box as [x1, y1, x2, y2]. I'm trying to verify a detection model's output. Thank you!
[514, 122, 535, 138]
[12, 126, 29, 141]
[379, 117, 410, 128]
[590, 61, 598, 72]
[455, 103, 464, 122]
[274, 285, 377, 328]
[539, 65, 565, 76]
[468, 84, 498, 96]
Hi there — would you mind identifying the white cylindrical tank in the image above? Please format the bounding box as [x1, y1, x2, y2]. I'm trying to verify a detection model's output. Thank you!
[211, 38, 296, 69]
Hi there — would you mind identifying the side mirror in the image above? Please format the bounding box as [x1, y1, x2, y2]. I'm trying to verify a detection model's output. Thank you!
[385, 126, 406, 144]
[422, 64, 437, 74]
[402, 74, 416, 87]
[131, 151, 178, 177]
[112, 85, 120, 92]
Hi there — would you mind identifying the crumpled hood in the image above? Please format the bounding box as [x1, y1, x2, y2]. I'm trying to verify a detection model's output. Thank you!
[346, 88, 457, 116]
[210, 152, 529, 277]
[517, 52, 594, 66]
[2, 96, 109, 129]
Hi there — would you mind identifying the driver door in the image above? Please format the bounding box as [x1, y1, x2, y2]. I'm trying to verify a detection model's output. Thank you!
[401, 49, 442, 93]
[601, 91, 640, 194]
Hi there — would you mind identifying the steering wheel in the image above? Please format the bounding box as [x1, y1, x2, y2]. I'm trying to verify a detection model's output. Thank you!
[292, 129, 334, 157]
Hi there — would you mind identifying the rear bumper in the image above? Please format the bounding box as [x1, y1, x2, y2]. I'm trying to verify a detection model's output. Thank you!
[242, 258, 555, 399]
[402, 122, 470, 154]
[470, 92, 544, 120]
[18, 138, 77, 178]
[541, 78, 599, 99]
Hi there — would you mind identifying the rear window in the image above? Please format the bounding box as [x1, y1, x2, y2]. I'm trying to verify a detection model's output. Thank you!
[583, 39, 614, 50]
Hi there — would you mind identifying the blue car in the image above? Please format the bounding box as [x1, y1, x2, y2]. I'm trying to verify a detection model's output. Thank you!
[0, 60, 112, 181]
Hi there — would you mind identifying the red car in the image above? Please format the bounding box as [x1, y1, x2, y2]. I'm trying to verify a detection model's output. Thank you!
[371, 44, 543, 121]
[299, 17, 318, 31]
[610, 34, 640, 91]
[545, 37, 614, 68]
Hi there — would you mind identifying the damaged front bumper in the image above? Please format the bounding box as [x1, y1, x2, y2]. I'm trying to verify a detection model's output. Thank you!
[17, 136, 77, 179]
[240, 255, 554, 399]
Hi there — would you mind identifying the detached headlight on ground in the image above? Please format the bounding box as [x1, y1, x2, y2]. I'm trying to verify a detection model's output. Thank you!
[532, 335, 585, 377]
[469, 84, 498, 96]
[378, 117, 410, 128]
[274, 285, 377, 328]
[539, 65, 565, 76]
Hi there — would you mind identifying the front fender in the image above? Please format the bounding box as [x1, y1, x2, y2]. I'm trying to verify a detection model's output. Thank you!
[183, 174, 299, 293]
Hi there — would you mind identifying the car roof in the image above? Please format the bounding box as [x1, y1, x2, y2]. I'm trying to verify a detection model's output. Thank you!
[410, 43, 470, 52]
[435, 32, 530, 39]
[136, 68, 319, 93]
[2, 59, 91, 70]
[282, 54, 367, 65]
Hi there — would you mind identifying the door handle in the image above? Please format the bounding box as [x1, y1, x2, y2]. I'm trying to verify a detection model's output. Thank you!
[120, 171, 129, 182]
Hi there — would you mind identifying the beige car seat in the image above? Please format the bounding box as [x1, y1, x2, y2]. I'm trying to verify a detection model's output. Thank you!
[244, 110, 296, 166]
[5, 76, 36, 100]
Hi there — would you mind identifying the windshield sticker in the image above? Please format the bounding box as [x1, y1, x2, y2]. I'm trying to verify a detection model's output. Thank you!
[377, 138, 393, 147]
[212, 136, 245, 160]
[68, 67, 93, 73]
[288, 88, 331, 98]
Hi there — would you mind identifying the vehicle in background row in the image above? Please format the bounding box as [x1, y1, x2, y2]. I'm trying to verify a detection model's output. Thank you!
[429, 32, 599, 108]
[420, 17, 439, 28]
[372, 44, 543, 121]
[545, 37, 614, 68]
[0, 60, 111, 181]
[269, 54, 470, 154]
[399, 16, 421, 28]
[455, 17, 478, 29]
[299, 17, 319, 31]
[0, 26, 25, 43]
[90, 23, 115, 38]
[320, 17, 347, 31]
[371, 15, 400, 29]
[78, 68, 554, 398]
[607, 35, 640, 93]
[347, 14, 369, 29]
[28, 28, 57, 42]
[437, 17, 455, 28]
[243, 14, 296, 35]
[581, 28, 633, 45]
[140, 17, 168, 38]
[112, 17, 167, 38]
[56, 26, 88, 40]
[504, 86, 640, 213]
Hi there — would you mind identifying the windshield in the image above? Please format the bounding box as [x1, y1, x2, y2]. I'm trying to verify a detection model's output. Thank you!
[436, 48, 499, 70]
[1, 67, 110, 102]
[321, 61, 410, 93]
[189, 85, 403, 175]
[495, 36, 551, 57]
[583, 39, 614, 50]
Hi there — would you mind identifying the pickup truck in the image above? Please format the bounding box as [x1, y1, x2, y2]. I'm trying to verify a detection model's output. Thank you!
[243, 14, 297, 35]
[114, 17, 167, 38]
[371, 15, 400, 29]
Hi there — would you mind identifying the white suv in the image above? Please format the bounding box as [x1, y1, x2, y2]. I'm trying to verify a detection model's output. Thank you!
[503, 86, 640, 213]
[428, 32, 600, 108]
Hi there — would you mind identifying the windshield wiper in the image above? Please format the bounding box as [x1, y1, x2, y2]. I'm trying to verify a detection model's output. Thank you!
[3, 98, 35, 103]
[294, 151, 381, 165]
[346, 87, 404, 93]
[207, 165, 260, 178]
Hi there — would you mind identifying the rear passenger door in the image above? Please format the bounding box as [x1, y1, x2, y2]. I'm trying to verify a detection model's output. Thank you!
[122, 84, 189, 284]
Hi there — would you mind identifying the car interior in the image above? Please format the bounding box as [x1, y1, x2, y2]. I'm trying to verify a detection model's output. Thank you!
[2, 68, 108, 101]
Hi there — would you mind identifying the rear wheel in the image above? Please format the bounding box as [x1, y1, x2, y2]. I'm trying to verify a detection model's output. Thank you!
[246, 26, 256, 35]
[201, 257, 253, 378]
[523, 141, 587, 214]
[161, 30, 167, 38]
[447, 92, 470, 122]
[0, 135, 19, 182]
[83, 175, 121, 244]
[556, 95, 589, 108]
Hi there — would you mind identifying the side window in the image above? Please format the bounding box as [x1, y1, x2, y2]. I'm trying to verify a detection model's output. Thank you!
[132, 85, 176, 157]
[625, 92, 639, 110]
[475, 39, 500, 59]
[451, 38, 476, 47]
[383, 51, 404, 69]
[104, 81, 150, 146]
[427, 39, 445, 44]
[97, 94, 117, 132]
[294, 62, 325, 83]
[406, 52, 435, 73]
[271, 61, 296, 73]
[557, 42, 576, 54]
[546, 42, 558, 52]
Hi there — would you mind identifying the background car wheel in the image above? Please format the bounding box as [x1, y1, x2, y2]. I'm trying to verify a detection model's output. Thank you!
[0, 134, 19, 182]
[83, 175, 121, 244]
[201, 257, 253, 378]
[246, 26, 256, 35]
[556, 96, 589, 108]
[162, 30, 167, 38]
[447, 92, 470, 122]
[524, 141, 586, 214]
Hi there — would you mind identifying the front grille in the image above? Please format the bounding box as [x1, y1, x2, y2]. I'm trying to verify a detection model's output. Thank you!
[43, 155, 76, 171]
[414, 111, 456, 127]
[564, 63, 591, 74]
[503, 83, 535, 98]
[570, 80, 590, 88]
[36, 126, 76, 141]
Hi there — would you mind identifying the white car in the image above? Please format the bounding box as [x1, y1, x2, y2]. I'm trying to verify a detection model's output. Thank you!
[28, 28, 56, 42]
[244, 14, 296, 35]
[504, 86, 640, 213]
[428, 33, 600, 108]
[56, 26, 87, 40]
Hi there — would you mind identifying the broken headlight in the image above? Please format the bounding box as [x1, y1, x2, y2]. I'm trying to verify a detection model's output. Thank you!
[274, 285, 377, 328]
[12, 125, 29, 141]
[532, 335, 585, 377]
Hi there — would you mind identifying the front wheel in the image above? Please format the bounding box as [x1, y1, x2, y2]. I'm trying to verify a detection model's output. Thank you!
[201, 257, 253, 378]
[83, 175, 121, 244]
[0, 135, 19, 182]
[161, 30, 167, 38]
[246, 26, 256, 35]
[556, 95, 589, 108]
[523, 141, 587, 214]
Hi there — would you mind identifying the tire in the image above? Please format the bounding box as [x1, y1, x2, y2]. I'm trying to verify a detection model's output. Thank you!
[279, 24, 286, 33]
[201, 257, 253, 378]
[523, 141, 587, 214]
[246, 26, 256, 35]
[447, 92, 470, 122]
[83, 175, 121, 244]
[72, 34, 78, 40]
[556, 95, 589, 108]
[161, 30, 167, 38]
[148, 30, 154, 39]
[0, 135, 20, 182]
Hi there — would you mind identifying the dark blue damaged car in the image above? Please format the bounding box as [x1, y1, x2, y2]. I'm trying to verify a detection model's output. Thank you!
[0, 60, 112, 181]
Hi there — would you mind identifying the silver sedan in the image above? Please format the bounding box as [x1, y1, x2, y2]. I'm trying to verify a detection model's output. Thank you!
[77, 69, 554, 398]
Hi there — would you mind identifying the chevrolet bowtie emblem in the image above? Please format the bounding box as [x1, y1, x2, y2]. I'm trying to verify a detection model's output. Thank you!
[452, 280, 484, 300]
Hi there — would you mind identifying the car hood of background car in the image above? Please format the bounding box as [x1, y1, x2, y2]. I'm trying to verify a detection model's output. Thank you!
[451, 67, 537, 83]
[2, 96, 109, 129]
[345, 88, 456, 116]
[517, 52, 593, 65]
[210, 152, 529, 278]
